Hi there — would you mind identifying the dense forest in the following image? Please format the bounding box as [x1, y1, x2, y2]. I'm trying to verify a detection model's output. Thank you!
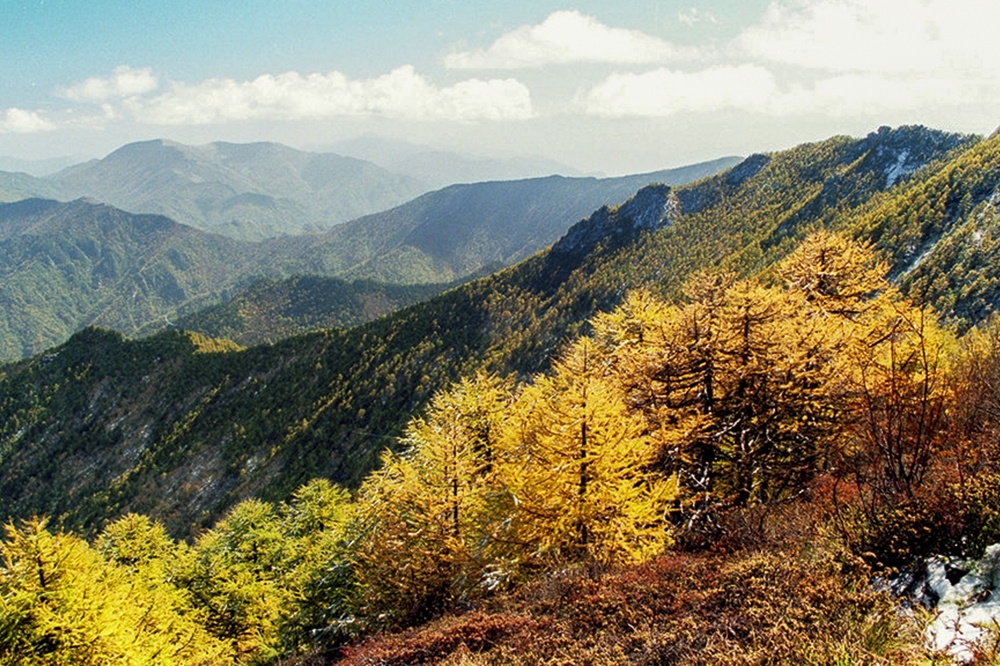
[5, 126, 1000, 663]
[5, 232, 1000, 664]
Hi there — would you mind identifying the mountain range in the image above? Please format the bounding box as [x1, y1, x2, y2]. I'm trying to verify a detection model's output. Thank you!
[0, 140, 431, 241]
[328, 135, 590, 188]
[0, 155, 738, 359]
[0, 124, 990, 539]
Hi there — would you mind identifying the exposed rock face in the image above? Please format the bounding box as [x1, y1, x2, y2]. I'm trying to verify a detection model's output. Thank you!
[551, 184, 674, 256]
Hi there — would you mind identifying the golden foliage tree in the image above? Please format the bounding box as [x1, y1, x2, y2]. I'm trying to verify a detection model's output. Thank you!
[500, 336, 676, 565]
[178, 499, 290, 662]
[352, 373, 512, 625]
[595, 232, 896, 534]
[0, 517, 228, 665]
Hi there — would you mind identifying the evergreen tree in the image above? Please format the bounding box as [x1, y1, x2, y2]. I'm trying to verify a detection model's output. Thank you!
[352, 373, 511, 626]
[177, 499, 290, 662]
[0, 517, 228, 665]
[502, 337, 675, 565]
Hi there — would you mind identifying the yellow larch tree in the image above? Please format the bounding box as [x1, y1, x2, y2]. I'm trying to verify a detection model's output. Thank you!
[0, 517, 229, 665]
[500, 336, 676, 566]
[595, 232, 893, 531]
[352, 373, 512, 626]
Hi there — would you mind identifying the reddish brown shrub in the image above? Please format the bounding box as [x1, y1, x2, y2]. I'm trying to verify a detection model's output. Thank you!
[330, 529, 922, 665]
[337, 612, 545, 666]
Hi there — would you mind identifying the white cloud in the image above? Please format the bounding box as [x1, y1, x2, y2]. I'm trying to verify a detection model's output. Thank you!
[777, 74, 982, 117]
[581, 0, 1000, 122]
[125, 66, 533, 124]
[61, 66, 159, 101]
[581, 65, 999, 120]
[678, 8, 718, 26]
[445, 10, 689, 69]
[581, 65, 778, 117]
[737, 0, 1000, 76]
[0, 108, 56, 134]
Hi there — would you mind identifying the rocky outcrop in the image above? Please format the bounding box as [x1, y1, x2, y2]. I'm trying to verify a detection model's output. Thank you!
[893, 544, 1000, 662]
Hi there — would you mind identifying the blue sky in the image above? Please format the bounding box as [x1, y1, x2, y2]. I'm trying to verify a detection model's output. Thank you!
[2, 0, 998, 174]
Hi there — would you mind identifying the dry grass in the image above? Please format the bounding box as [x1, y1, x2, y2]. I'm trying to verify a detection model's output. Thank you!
[315, 491, 1000, 665]
[332, 531, 930, 665]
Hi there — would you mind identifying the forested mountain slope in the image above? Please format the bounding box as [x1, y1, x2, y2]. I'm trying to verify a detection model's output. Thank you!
[0, 199, 254, 360]
[0, 125, 987, 540]
[0, 158, 736, 360]
[257, 156, 741, 284]
[168, 277, 449, 347]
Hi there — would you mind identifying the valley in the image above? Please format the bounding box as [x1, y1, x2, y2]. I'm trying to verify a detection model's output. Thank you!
[0, 150, 737, 360]
[3, 125, 1000, 664]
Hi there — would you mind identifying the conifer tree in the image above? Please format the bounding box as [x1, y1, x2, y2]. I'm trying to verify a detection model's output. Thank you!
[352, 373, 511, 625]
[178, 499, 290, 661]
[502, 336, 675, 565]
[0, 517, 229, 665]
[596, 233, 891, 530]
[276, 478, 355, 651]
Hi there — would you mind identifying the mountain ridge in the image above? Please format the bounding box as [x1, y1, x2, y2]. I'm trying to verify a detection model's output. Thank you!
[0, 125, 987, 538]
[0, 156, 739, 359]
[0, 139, 432, 241]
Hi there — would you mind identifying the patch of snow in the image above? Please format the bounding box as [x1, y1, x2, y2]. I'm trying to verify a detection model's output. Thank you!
[898, 242, 937, 278]
[923, 544, 1000, 663]
[988, 188, 1000, 209]
[885, 149, 911, 188]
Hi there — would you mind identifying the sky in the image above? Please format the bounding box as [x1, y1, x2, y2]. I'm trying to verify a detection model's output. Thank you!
[1, 0, 999, 175]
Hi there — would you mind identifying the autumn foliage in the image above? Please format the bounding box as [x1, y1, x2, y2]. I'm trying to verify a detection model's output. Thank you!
[4, 231, 1000, 663]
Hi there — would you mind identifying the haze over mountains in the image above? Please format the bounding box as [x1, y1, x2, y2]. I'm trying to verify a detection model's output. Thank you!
[0, 144, 739, 359]
[329, 135, 591, 189]
[0, 140, 431, 241]
[0, 154, 83, 177]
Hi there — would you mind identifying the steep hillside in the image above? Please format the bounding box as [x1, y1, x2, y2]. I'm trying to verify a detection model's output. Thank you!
[169, 277, 448, 347]
[0, 199, 254, 360]
[267, 157, 742, 284]
[843, 130, 1000, 328]
[1, 140, 430, 241]
[0, 158, 737, 360]
[0, 125, 982, 539]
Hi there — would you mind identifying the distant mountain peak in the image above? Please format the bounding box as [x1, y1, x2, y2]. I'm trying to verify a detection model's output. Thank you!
[17, 138, 432, 241]
[858, 125, 974, 188]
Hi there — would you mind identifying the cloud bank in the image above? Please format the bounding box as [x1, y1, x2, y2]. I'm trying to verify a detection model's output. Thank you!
[129, 66, 533, 124]
[445, 10, 689, 69]
[580, 0, 1000, 119]
[61, 66, 159, 102]
[581, 66, 778, 117]
[0, 109, 55, 134]
[738, 0, 1000, 76]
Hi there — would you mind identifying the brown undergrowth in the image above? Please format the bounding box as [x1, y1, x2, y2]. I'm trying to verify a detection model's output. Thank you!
[329, 503, 927, 666]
